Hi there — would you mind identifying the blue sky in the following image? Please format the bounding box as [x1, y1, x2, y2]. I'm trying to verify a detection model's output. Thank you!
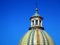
[0, 0, 60, 45]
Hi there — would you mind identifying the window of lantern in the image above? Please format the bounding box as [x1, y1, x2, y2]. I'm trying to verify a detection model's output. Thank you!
[32, 20, 34, 25]
[36, 20, 38, 25]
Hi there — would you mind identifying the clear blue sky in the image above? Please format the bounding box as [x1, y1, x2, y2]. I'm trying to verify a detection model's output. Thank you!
[0, 0, 60, 45]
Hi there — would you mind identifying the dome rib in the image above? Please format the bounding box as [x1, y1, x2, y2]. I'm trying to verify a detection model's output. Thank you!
[40, 30, 45, 45]
[42, 31, 49, 45]
[36, 29, 40, 45]
[27, 30, 35, 45]
[27, 30, 33, 45]
[43, 31, 49, 45]
[32, 30, 35, 45]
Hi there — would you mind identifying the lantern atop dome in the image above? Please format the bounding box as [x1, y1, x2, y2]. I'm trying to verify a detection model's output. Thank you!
[29, 6, 44, 30]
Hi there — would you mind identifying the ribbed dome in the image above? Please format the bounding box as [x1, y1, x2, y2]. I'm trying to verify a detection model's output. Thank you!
[19, 29, 54, 45]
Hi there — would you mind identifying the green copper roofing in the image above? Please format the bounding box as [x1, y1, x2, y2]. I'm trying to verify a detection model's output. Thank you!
[32, 7, 40, 17]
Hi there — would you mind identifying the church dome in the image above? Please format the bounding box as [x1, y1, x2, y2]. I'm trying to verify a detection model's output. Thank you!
[19, 5, 54, 45]
[19, 29, 54, 45]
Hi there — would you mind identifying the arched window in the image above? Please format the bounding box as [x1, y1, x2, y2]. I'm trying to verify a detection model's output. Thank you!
[32, 20, 34, 25]
[39, 20, 41, 25]
[36, 20, 38, 25]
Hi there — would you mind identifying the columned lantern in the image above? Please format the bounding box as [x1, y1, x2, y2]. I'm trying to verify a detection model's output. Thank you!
[29, 7, 44, 30]
[19, 7, 54, 45]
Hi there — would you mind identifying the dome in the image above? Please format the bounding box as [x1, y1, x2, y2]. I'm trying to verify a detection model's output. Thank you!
[19, 29, 54, 45]
[19, 5, 54, 45]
